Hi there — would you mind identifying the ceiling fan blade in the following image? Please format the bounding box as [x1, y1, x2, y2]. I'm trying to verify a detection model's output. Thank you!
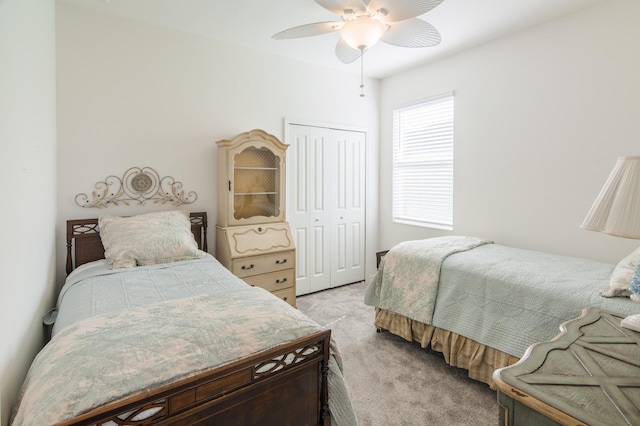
[335, 38, 361, 64]
[272, 21, 342, 39]
[315, 0, 368, 16]
[368, 0, 444, 22]
[381, 18, 441, 47]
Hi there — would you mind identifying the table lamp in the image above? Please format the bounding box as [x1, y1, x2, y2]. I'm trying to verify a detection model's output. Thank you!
[581, 155, 640, 331]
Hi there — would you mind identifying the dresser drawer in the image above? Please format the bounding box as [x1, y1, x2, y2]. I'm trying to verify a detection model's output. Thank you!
[244, 269, 294, 293]
[231, 250, 295, 278]
[272, 286, 296, 307]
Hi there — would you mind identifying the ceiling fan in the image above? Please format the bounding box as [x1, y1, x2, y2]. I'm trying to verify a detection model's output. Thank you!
[273, 0, 445, 96]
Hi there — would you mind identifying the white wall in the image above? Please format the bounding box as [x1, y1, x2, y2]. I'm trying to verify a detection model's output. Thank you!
[379, 0, 640, 264]
[55, 4, 380, 287]
[0, 0, 57, 424]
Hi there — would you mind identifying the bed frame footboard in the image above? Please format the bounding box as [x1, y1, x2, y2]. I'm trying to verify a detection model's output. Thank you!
[61, 330, 331, 426]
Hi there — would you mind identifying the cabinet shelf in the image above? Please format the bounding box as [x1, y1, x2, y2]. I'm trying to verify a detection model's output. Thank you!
[235, 167, 279, 171]
[234, 192, 277, 196]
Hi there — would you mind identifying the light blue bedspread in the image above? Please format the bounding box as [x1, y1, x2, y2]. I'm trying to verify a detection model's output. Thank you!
[15, 289, 322, 425]
[13, 255, 358, 425]
[366, 240, 640, 358]
[365, 236, 491, 324]
[52, 255, 244, 335]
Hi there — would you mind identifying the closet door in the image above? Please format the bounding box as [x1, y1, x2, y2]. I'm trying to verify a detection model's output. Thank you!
[288, 125, 332, 294]
[287, 124, 366, 295]
[330, 129, 366, 287]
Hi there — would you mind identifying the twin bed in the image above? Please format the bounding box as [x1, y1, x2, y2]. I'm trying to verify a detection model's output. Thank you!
[12, 210, 357, 426]
[365, 236, 640, 386]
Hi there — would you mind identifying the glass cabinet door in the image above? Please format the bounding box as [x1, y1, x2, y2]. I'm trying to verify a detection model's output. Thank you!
[216, 129, 288, 227]
[233, 146, 281, 220]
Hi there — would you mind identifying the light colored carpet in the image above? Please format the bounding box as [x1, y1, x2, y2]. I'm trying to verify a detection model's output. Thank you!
[297, 281, 499, 426]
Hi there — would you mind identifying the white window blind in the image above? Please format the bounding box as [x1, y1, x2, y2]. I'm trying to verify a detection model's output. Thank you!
[392, 92, 454, 230]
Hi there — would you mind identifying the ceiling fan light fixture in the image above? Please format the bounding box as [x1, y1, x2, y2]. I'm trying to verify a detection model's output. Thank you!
[340, 16, 387, 51]
[273, 0, 445, 97]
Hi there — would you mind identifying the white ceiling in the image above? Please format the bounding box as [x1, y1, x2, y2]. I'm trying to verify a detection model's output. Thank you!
[58, 0, 606, 79]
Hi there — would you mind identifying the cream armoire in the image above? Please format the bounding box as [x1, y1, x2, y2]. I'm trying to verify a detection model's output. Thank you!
[215, 129, 296, 307]
[286, 123, 366, 295]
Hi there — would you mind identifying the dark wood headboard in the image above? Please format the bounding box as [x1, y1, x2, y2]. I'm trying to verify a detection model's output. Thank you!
[65, 212, 208, 275]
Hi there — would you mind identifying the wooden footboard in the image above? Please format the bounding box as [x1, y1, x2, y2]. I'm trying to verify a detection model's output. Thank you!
[61, 330, 331, 426]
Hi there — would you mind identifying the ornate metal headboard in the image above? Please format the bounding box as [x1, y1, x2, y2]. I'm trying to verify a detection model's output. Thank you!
[74, 167, 197, 208]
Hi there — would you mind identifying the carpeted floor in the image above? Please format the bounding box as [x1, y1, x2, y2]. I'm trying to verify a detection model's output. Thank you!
[297, 281, 499, 426]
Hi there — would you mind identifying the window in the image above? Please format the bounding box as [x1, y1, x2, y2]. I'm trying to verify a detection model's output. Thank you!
[392, 92, 454, 230]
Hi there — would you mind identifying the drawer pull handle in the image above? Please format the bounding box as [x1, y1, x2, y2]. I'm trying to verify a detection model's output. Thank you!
[241, 264, 255, 270]
[283, 297, 288, 301]
[276, 278, 288, 284]
[275, 259, 287, 264]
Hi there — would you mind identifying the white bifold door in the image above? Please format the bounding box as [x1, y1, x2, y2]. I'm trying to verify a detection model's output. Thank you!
[287, 123, 366, 295]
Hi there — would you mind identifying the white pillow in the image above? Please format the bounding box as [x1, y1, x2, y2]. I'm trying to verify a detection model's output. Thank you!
[99, 210, 204, 269]
[601, 246, 640, 297]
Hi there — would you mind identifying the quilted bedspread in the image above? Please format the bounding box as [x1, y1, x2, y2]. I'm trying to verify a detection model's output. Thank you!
[51, 255, 246, 335]
[364, 236, 491, 324]
[13, 287, 322, 425]
[12, 255, 358, 425]
[365, 239, 640, 358]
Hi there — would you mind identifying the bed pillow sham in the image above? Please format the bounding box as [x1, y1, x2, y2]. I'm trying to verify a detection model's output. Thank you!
[99, 210, 204, 269]
[601, 246, 640, 297]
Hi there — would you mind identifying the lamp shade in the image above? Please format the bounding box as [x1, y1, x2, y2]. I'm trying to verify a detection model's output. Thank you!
[581, 156, 640, 239]
[340, 16, 387, 51]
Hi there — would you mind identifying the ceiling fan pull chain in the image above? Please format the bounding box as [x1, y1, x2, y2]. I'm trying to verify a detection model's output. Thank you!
[359, 48, 365, 97]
